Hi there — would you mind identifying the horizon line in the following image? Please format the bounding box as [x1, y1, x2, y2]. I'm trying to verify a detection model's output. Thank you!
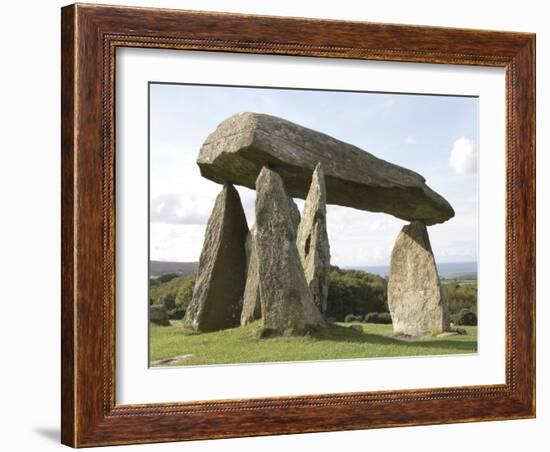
[150, 259, 478, 266]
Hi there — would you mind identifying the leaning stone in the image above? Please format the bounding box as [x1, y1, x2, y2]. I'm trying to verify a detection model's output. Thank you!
[149, 304, 170, 326]
[297, 163, 331, 314]
[387, 221, 451, 336]
[184, 184, 249, 332]
[197, 112, 454, 225]
[240, 224, 262, 325]
[255, 166, 325, 335]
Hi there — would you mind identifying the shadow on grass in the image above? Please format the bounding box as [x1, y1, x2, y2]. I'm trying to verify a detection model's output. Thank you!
[308, 323, 477, 352]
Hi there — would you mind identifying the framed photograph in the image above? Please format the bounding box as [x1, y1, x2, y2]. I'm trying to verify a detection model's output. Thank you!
[61, 3, 535, 447]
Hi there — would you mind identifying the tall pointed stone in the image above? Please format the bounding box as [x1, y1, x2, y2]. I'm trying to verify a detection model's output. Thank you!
[255, 166, 325, 335]
[184, 184, 249, 332]
[388, 221, 450, 336]
[241, 197, 300, 327]
[240, 224, 262, 325]
[297, 163, 331, 314]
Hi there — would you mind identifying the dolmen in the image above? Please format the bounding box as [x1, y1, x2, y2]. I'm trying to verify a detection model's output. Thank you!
[184, 112, 453, 336]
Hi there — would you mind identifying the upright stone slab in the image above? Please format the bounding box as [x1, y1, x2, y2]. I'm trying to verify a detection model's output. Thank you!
[184, 184, 249, 332]
[255, 166, 325, 335]
[387, 221, 450, 336]
[297, 163, 331, 314]
[241, 193, 300, 327]
[240, 224, 262, 325]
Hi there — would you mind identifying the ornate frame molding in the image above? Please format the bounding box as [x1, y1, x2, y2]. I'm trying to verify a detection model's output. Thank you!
[61, 4, 535, 447]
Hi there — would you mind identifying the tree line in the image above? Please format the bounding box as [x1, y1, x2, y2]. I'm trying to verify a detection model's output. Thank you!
[149, 266, 477, 326]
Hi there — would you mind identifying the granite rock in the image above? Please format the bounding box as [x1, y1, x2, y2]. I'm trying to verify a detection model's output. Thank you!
[197, 112, 454, 225]
[255, 166, 325, 335]
[184, 184, 249, 332]
[149, 304, 170, 326]
[240, 224, 262, 325]
[297, 163, 331, 314]
[387, 221, 451, 336]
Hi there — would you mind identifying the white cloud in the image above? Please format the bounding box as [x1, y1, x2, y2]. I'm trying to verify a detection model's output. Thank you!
[150, 195, 477, 267]
[148, 92, 478, 267]
[150, 224, 207, 262]
[449, 137, 477, 174]
[325, 206, 405, 267]
[150, 193, 211, 225]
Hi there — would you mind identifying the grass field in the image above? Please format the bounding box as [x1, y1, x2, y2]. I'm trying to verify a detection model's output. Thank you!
[149, 321, 477, 367]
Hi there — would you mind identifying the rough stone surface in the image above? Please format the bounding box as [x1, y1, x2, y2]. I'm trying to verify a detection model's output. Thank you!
[297, 163, 331, 314]
[197, 112, 454, 225]
[240, 224, 262, 325]
[149, 304, 170, 326]
[288, 194, 301, 232]
[241, 196, 300, 327]
[387, 221, 451, 336]
[255, 166, 325, 335]
[184, 184, 249, 332]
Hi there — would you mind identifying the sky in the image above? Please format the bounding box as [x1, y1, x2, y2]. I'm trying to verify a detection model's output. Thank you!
[149, 83, 478, 268]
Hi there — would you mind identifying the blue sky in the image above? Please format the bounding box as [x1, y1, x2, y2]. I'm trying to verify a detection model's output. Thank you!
[149, 83, 478, 267]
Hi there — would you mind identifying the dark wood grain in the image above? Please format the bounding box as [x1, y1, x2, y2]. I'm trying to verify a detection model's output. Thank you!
[60, 5, 76, 447]
[61, 3, 536, 447]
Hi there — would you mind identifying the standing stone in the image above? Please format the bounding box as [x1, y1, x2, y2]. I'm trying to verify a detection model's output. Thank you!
[387, 221, 450, 336]
[240, 224, 262, 325]
[184, 184, 249, 332]
[255, 166, 325, 335]
[241, 197, 300, 327]
[297, 163, 331, 314]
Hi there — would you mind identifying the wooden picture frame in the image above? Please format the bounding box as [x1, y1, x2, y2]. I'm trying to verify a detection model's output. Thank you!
[61, 3, 535, 447]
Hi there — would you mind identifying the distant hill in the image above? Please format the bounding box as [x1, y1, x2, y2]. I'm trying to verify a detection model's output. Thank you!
[150, 261, 477, 278]
[149, 261, 198, 277]
[441, 272, 477, 281]
[349, 262, 477, 278]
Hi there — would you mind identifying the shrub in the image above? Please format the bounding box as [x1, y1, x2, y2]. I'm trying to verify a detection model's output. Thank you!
[162, 294, 176, 311]
[451, 309, 477, 326]
[167, 305, 186, 320]
[175, 276, 196, 309]
[149, 273, 196, 312]
[327, 266, 388, 321]
[157, 273, 179, 283]
[364, 312, 393, 324]
[442, 281, 477, 316]
[344, 314, 362, 323]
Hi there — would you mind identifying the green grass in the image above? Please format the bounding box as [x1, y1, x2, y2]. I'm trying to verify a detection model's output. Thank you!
[149, 321, 477, 367]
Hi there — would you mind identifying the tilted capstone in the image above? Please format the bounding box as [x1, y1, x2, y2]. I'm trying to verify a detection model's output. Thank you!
[197, 112, 454, 225]
[387, 221, 450, 336]
[184, 184, 249, 332]
[297, 163, 331, 314]
[255, 166, 325, 335]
